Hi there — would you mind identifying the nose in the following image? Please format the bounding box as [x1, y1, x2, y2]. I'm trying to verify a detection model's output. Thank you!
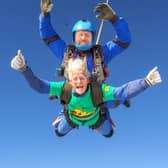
[76, 78, 82, 83]
[80, 35, 86, 40]
[81, 34, 87, 40]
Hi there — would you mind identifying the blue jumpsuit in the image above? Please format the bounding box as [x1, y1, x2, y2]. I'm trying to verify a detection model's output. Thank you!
[39, 14, 132, 111]
[39, 14, 131, 69]
[38, 14, 132, 137]
[22, 66, 149, 137]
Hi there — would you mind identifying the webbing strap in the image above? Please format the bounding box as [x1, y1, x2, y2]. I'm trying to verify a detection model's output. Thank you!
[89, 104, 107, 129]
[112, 39, 130, 49]
[60, 82, 72, 105]
[91, 45, 105, 82]
[90, 80, 104, 107]
[60, 81, 104, 107]
[64, 105, 78, 128]
[43, 35, 60, 45]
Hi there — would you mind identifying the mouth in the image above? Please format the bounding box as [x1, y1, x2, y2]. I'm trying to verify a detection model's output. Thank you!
[78, 41, 88, 45]
[76, 85, 84, 89]
[74, 85, 88, 95]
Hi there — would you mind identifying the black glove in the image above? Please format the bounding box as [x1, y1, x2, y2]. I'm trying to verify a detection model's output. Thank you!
[94, 3, 118, 22]
[41, 0, 53, 16]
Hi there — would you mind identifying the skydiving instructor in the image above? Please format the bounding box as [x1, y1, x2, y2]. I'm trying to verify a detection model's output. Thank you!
[39, 0, 131, 77]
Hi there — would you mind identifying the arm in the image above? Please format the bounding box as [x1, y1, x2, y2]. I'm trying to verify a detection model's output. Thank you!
[11, 50, 50, 94]
[114, 67, 162, 100]
[102, 67, 162, 102]
[94, 3, 131, 65]
[114, 79, 149, 100]
[103, 18, 131, 65]
[39, 0, 67, 63]
[22, 66, 50, 93]
[111, 17, 131, 48]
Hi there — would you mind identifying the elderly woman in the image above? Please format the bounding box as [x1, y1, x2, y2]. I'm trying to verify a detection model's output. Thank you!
[11, 50, 162, 138]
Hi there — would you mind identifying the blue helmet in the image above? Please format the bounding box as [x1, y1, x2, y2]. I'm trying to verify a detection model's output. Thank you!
[72, 19, 95, 51]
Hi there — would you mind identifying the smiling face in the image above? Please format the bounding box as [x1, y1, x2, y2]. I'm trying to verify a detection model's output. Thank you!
[69, 72, 89, 95]
[75, 30, 92, 46]
[68, 58, 90, 95]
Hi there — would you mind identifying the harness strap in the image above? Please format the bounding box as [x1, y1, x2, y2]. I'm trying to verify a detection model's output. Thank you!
[43, 35, 60, 45]
[89, 80, 107, 129]
[60, 81, 107, 128]
[60, 82, 72, 105]
[112, 39, 130, 49]
[58, 45, 76, 78]
[58, 44, 107, 81]
[89, 104, 107, 129]
[64, 105, 78, 128]
[60, 82, 77, 128]
[90, 80, 104, 107]
[91, 45, 105, 82]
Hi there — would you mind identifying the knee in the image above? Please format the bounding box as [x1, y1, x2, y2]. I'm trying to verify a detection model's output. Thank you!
[55, 129, 67, 137]
[103, 129, 114, 138]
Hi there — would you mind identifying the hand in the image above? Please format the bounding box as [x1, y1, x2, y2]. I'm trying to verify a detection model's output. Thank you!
[52, 116, 62, 127]
[145, 66, 162, 86]
[11, 50, 26, 72]
[94, 3, 117, 21]
[40, 0, 53, 16]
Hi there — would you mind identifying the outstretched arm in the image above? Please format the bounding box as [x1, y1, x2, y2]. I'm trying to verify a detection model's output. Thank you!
[114, 67, 162, 100]
[11, 50, 50, 93]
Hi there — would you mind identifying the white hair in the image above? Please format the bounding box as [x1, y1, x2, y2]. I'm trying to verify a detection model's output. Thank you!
[68, 58, 90, 80]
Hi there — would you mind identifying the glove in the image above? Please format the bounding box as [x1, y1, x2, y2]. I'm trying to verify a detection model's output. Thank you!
[94, 3, 117, 21]
[145, 66, 162, 86]
[40, 0, 53, 16]
[11, 50, 26, 72]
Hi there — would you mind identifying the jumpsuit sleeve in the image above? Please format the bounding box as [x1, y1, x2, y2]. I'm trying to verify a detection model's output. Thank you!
[103, 17, 131, 65]
[114, 79, 149, 101]
[39, 14, 67, 63]
[22, 66, 50, 93]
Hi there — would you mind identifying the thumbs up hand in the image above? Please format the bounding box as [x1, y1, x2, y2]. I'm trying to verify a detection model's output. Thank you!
[145, 66, 162, 86]
[11, 50, 26, 72]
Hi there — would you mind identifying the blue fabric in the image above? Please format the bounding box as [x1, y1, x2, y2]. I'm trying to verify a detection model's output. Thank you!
[56, 115, 74, 135]
[112, 17, 131, 43]
[21, 67, 149, 136]
[39, 14, 57, 39]
[39, 14, 131, 70]
[22, 67, 149, 99]
[96, 119, 113, 136]
[114, 79, 149, 100]
[38, 14, 133, 136]
[96, 109, 113, 136]
[22, 66, 50, 93]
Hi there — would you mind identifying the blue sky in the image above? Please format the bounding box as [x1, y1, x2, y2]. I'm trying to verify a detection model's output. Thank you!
[1, 0, 168, 168]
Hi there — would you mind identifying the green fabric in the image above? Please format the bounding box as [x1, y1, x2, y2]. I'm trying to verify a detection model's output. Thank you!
[49, 82, 115, 127]
[101, 83, 115, 101]
[67, 87, 99, 126]
[49, 81, 65, 96]
[69, 109, 100, 126]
